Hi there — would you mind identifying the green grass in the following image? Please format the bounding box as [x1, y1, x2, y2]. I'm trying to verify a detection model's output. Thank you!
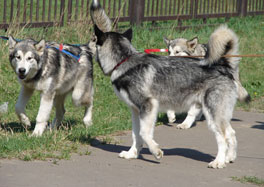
[232, 176, 264, 186]
[0, 15, 263, 160]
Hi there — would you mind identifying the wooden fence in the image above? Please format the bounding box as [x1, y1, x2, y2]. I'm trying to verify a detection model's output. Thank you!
[0, 0, 263, 29]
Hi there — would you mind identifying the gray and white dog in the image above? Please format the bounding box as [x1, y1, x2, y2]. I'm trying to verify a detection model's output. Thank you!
[163, 36, 250, 129]
[93, 13, 240, 168]
[8, 37, 94, 136]
[164, 37, 207, 58]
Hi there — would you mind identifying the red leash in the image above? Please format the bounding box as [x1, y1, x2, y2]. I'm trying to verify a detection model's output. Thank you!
[144, 49, 168, 54]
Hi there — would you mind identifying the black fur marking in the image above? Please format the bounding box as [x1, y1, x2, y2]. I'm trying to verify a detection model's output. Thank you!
[94, 25, 107, 46]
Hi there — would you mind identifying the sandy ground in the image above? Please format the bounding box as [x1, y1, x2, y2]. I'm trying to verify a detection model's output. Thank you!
[0, 110, 264, 187]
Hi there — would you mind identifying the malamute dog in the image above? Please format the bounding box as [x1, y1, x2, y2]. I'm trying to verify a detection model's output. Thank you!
[8, 37, 94, 136]
[164, 36, 207, 58]
[93, 20, 240, 168]
[163, 36, 250, 129]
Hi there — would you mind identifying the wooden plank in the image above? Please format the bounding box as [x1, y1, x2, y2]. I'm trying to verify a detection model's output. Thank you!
[29, 0, 33, 22]
[113, 0, 116, 17]
[48, 0, 51, 21]
[17, 0, 21, 22]
[3, 0, 7, 23]
[36, 0, 39, 21]
[160, 0, 164, 15]
[23, 0, 27, 22]
[42, 0, 46, 22]
[75, 0, 79, 20]
[54, 0, 57, 20]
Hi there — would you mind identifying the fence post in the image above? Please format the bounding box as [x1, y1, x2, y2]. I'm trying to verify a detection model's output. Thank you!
[68, 0, 73, 22]
[59, 0, 65, 26]
[129, 0, 145, 25]
[237, 0, 248, 16]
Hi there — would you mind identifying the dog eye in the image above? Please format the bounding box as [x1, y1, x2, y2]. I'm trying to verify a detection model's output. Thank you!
[15, 55, 21, 60]
[176, 51, 180, 54]
[27, 57, 32, 61]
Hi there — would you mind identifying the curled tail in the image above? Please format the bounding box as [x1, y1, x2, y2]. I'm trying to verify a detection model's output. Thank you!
[90, 0, 112, 32]
[206, 25, 240, 69]
[206, 25, 251, 103]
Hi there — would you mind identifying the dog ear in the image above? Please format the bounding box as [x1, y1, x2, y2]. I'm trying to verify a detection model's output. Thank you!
[94, 24, 107, 46]
[8, 35, 17, 51]
[122, 28, 133, 42]
[163, 37, 170, 46]
[187, 37, 198, 50]
[34, 39, 46, 56]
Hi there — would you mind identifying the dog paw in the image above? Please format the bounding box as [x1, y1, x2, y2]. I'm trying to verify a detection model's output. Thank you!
[167, 111, 176, 123]
[119, 150, 138, 159]
[208, 160, 226, 169]
[31, 123, 46, 137]
[83, 119, 92, 128]
[176, 123, 191, 129]
[153, 149, 164, 160]
[20, 114, 31, 127]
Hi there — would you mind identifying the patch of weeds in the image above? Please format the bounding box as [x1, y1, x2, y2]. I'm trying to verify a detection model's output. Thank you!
[232, 176, 264, 186]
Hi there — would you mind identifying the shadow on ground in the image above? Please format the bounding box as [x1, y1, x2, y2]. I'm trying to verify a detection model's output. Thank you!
[251, 121, 264, 130]
[91, 139, 215, 164]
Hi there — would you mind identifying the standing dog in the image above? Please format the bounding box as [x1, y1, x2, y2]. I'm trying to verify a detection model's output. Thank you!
[8, 37, 94, 136]
[163, 36, 250, 129]
[93, 19, 240, 168]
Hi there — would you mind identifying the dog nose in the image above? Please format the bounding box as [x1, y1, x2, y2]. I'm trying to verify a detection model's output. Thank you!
[18, 68, 26, 74]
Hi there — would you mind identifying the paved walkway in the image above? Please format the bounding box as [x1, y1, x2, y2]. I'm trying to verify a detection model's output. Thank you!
[0, 111, 264, 187]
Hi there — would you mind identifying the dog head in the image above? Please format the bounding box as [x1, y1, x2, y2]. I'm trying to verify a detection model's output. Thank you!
[94, 24, 135, 75]
[163, 37, 200, 56]
[8, 36, 45, 81]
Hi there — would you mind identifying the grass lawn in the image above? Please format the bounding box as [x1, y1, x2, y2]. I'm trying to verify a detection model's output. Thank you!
[0, 15, 263, 160]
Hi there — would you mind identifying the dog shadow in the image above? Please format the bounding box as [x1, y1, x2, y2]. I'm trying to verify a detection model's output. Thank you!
[91, 139, 215, 164]
[251, 121, 264, 130]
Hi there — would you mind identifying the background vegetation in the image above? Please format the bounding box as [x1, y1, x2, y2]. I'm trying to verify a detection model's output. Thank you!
[0, 15, 263, 160]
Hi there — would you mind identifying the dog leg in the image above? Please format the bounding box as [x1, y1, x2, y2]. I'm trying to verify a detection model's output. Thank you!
[15, 86, 34, 128]
[225, 125, 237, 163]
[139, 99, 163, 160]
[32, 93, 55, 136]
[208, 130, 227, 169]
[166, 110, 176, 123]
[203, 106, 227, 168]
[51, 94, 66, 129]
[177, 104, 201, 129]
[83, 103, 93, 127]
[119, 108, 143, 159]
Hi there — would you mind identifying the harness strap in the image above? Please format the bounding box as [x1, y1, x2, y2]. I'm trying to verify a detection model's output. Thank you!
[113, 56, 131, 71]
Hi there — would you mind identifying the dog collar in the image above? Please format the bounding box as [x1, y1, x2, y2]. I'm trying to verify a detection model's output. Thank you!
[112, 56, 131, 71]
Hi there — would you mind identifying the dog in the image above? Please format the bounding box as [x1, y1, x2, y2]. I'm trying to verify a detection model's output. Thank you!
[163, 36, 250, 129]
[93, 11, 241, 168]
[8, 37, 94, 136]
[164, 37, 207, 58]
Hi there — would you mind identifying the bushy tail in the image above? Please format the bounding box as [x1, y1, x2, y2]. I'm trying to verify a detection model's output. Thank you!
[206, 25, 240, 69]
[90, 0, 112, 32]
[206, 25, 251, 103]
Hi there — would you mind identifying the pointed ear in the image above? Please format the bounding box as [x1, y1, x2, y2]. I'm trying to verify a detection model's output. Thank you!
[163, 37, 170, 46]
[187, 37, 198, 50]
[122, 28, 133, 42]
[8, 35, 17, 51]
[94, 24, 107, 46]
[34, 39, 46, 56]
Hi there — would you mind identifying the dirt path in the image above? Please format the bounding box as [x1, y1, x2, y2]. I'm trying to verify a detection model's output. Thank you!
[1, 111, 264, 187]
